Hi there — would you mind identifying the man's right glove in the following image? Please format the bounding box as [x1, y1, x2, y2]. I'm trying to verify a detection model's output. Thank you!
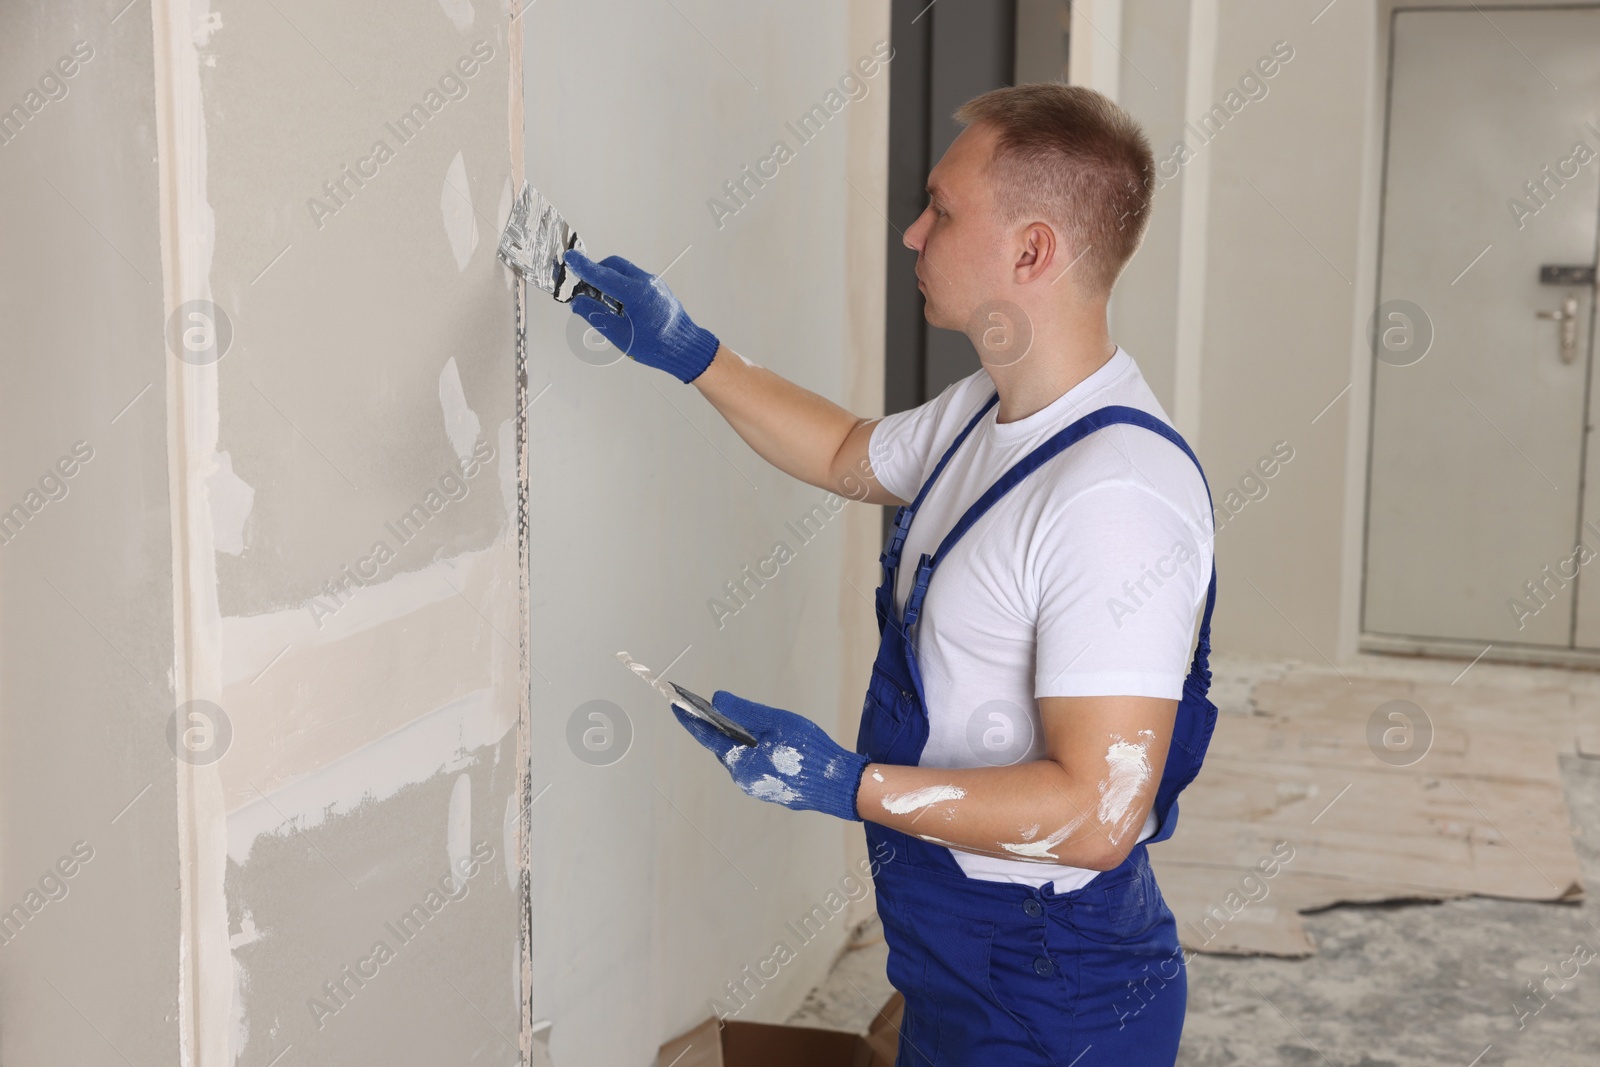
[564, 250, 721, 384]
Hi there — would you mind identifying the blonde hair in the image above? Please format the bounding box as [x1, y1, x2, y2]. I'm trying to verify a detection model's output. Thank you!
[954, 83, 1154, 294]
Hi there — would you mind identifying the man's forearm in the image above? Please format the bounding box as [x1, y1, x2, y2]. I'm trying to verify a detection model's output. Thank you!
[693, 345, 886, 500]
[854, 760, 1146, 872]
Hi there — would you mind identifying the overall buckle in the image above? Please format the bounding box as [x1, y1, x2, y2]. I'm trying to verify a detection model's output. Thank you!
[884, 506, 913, 566]
[902, 554, 935, 628]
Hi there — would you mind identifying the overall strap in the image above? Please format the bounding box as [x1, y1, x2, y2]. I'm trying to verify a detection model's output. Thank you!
[883, 392, 1000, 571]
[903, 406, 1217, 655]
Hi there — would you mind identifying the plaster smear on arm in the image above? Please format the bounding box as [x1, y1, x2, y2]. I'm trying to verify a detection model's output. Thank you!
[1098, 730, 1154, 843]
[881, 784, 966, 815]
[1001, 811, 1089, 861]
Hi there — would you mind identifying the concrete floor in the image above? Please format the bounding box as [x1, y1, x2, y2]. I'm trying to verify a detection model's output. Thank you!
[787, 653, 1600, 1066]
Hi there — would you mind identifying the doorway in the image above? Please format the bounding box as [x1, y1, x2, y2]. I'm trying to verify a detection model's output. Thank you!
[1364, 5, 1600, 660]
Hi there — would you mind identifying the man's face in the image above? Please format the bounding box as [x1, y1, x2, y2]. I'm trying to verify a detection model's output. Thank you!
[903, 123, 1016, 333]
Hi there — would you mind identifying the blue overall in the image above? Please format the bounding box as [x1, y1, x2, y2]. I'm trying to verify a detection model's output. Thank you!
[858, 395, 1218, 1067]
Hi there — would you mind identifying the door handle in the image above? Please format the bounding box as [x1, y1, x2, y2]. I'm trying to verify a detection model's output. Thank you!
[1536, 294, 1580, 363]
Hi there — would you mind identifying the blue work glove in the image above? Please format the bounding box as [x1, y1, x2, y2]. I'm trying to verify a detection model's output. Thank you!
[672, 691, 871, 822]
[564, 250, 721, 383]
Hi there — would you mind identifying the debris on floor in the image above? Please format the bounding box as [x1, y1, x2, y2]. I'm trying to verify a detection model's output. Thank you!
[1149, 666, 1588, 956]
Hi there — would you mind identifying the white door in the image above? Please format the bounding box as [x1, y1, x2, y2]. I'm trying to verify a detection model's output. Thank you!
[1365, 6, 1600, 652]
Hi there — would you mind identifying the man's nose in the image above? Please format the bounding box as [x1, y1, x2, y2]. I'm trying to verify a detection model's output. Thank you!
[903, 206, 930, 252]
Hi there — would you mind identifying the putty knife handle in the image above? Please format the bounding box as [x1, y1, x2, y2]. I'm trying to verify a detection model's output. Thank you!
[575, 281, 624, 316]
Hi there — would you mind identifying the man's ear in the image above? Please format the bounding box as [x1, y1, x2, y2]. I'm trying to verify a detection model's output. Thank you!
[1016, 221, 1059, 284]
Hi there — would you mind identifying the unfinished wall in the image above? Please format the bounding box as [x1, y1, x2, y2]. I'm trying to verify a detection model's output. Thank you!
[184, 1, 528, 1062]
[6, 1, 529, 1064]
[520, 0, 889, 1062]
[4, 2, 888, 1063]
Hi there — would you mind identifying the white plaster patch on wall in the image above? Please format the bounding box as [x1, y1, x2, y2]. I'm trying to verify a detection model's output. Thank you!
[207, 450, 254, 556]
[496, 417, 515, 522]
[229, 910, 263, 950]
[440, 150, 479, 271]
[439, 356, 484, 466]
[194, 9, 223, 46]
[438, 0, 476, 32]
[220, 546, 495, 685]
[225, 687, 509, 863]
[448, 772, 472, 890]
[229, 951, 249, 1059]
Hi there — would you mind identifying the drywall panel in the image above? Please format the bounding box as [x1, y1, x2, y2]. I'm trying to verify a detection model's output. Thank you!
[0, 2, 180, 1064]
[521, 1, 889, 1062]
[147, 0, 528, 1062]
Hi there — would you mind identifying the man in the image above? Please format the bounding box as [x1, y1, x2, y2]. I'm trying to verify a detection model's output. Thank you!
[564, 84, 1216, 1066]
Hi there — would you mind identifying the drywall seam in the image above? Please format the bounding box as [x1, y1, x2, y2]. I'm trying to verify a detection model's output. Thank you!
[224, 687, 509, 863]
[508, 2, 534, 1059]
[1171, 0, 1218, 445]
[150, 1, 230, 1064]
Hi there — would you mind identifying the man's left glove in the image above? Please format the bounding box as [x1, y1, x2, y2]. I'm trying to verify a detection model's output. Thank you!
[671, 691, 870, 822]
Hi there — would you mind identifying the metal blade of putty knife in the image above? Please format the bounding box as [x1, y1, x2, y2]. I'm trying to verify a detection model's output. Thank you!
[497, 180, 622, 313]
[669, 683, 759, 748]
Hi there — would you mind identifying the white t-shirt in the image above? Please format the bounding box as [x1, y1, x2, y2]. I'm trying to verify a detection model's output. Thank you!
[867, 348, 1213, 893]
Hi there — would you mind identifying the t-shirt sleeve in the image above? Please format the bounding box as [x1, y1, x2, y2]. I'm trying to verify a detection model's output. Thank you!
[1031, 482, 1211, 700]
[867, 375, 979, 504]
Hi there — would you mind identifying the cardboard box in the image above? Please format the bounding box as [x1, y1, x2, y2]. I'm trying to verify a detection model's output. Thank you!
[656, 992, 902, 1067]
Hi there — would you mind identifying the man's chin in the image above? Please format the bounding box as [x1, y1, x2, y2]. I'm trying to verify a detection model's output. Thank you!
[920, 302, 957, 332]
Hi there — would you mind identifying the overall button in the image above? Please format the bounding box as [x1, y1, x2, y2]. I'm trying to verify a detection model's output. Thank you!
[1022, 898, 1043, 918]
[1033, 957, 1054, 977]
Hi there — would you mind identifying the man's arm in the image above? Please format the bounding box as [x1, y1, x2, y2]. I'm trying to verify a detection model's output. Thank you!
[693, 345, 905, 506]
[852, 695, 1176, 871]
[562, 251, 905, 505]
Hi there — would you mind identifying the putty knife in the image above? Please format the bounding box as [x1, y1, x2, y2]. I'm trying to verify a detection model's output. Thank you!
[497, 180, 622, 313]
[669, 683, 759, 748]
